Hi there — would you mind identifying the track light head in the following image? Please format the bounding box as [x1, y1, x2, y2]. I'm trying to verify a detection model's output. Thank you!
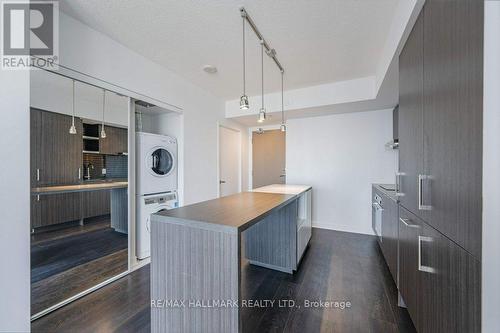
[240, 95, 249, 110]
[258, 108, 266, 123]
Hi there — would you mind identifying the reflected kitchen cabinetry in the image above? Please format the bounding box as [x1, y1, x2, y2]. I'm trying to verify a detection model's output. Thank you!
[31, 108, 83, 186]
[31, 193, 82, 229]
[31, 191, 111, 229]
[99, 125, 128, 155]
[81, 190, 111, 219]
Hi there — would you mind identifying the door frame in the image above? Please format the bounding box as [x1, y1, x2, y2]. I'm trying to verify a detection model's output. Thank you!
[216, 122, 242, 197]
[247, 124, 283, 190]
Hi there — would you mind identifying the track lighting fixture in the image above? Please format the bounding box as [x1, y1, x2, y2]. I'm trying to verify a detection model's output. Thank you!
[69, 80, 77, 135]
[280, 71, 286, 132]
[240, 15, 249, 110]
[258, 40, 266, 122]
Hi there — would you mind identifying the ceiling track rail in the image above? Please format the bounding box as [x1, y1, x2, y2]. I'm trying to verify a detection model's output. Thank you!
[240, 7, 284, 73]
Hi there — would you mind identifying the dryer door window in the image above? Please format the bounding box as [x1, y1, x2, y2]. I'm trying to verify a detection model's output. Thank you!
[149, 148, 174, 176]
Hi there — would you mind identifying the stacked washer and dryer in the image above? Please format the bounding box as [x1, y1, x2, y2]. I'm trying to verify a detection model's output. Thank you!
[136, 132, 178, 259]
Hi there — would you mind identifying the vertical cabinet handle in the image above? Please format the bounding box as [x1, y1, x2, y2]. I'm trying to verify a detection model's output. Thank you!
[395, 172, 405, 197]
[418, 235, 436, 273]
[418, 175, 432, 210]
[78, 168, 81, 180]
[36, 168, 40, 182]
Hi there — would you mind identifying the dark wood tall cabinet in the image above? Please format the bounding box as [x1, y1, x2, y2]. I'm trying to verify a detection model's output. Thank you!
[399, 0, 483, 260]
[422, 0, 483, 259]
[398, 1, 483, 331]
[398, 13, 426, 221]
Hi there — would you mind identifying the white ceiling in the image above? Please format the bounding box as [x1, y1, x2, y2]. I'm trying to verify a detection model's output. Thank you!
[60, 0, 400, 100]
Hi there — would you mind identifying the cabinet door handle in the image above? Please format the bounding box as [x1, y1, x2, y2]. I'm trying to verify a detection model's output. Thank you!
[395, 172, 405, 197]
[78, 168, 81, 180]
[418, 235, 436, 273]
[418, 175, 432, 210]
[36, 168, 40, 181]
[399, 218, 419, 228]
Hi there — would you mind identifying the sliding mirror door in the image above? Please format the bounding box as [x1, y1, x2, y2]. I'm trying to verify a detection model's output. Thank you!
[30, 70, 129, 318]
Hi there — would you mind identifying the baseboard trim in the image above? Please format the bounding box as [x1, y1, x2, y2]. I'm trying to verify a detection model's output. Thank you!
[312, 221, 375, 236]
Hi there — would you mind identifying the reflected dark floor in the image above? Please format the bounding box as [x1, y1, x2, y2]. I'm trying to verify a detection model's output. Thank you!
[31, 217, 128, 316]
[32, 229, 415, 332]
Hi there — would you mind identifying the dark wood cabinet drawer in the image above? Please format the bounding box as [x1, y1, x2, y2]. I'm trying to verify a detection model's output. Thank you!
[81, 190, 111, 218]
[417, 221, 481, 333]
[32, 192, 82, 228]
[399, 206, 481, 333]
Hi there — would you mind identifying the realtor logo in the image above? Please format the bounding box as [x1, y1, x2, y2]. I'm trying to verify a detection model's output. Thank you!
[1, 1, 59, 69]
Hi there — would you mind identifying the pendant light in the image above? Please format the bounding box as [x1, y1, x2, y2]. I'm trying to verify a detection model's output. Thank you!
[100, 89, 107, 138]
[280, 71, 286, 132]
[239, 16, 249, 110]
[258, 41, 266, 123]
[69, 80, 77, 134]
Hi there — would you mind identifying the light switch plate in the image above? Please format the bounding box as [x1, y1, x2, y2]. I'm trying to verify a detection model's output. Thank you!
[102, 168, 106, 175]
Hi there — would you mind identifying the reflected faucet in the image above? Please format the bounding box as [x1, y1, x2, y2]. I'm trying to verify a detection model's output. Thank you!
[85, 162, 94, 180]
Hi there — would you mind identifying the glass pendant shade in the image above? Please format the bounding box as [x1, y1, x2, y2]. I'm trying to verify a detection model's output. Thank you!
[258, 108, 266, 123]
[100, 127, 107, 138]
[240, 95, 249, 110]
[69, 122, 77, 134]
[280, 123, 286, 132]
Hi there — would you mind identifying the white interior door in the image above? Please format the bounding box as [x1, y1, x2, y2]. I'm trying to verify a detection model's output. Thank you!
[219, 125, 240, 197]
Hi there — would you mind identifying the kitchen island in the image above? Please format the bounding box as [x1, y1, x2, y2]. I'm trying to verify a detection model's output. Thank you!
[150, 185, 311, 333]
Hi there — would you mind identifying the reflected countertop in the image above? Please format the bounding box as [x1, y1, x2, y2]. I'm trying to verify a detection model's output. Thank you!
[32, 179, 128, 195]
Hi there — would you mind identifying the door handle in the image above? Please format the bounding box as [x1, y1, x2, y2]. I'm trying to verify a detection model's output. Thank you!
[219, 180, 226, 184]
[418, 175, 432, 210]
[280, 174, 286, 178]
[36, 168, 40, 182]
[418, 235, 436, 273]
[399, 218, 419, 228]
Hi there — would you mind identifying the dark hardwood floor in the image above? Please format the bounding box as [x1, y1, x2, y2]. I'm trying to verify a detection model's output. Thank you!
[31, 219, 128, 315]
[32, 229, 415, 333]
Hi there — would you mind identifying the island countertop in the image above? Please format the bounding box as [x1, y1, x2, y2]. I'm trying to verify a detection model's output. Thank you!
[31, 180, 128, 195]
[154, 191, 295, 232]
[252, 184, 312, 195]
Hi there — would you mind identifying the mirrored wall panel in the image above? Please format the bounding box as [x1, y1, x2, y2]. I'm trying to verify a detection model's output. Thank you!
[30, 70, 129, 317]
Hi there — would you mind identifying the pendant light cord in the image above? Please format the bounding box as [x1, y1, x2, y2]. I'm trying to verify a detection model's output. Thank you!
[72, 80, 75, 125]
[261, 41, 264, 109]
[243, 17, 246, 95]
[102, 89, 106, 126]
[281, 71, 284, 123]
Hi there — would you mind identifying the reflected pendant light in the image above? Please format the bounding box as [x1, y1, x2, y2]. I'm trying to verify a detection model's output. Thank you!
[100, 89, 107, 138]
[280, 71, 286, 132]
[258, 41, 266, 123]
[239, 16, 249, 110]
[69, 80, 77, 134]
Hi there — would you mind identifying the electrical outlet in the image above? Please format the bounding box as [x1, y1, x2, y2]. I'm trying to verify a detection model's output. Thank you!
[102, 168, 106, 175]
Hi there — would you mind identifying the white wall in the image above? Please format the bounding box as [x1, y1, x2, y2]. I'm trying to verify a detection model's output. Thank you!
[286, 109, 396, 235]
[0, 72, 30, 331]
[482, 1, 500, 331]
